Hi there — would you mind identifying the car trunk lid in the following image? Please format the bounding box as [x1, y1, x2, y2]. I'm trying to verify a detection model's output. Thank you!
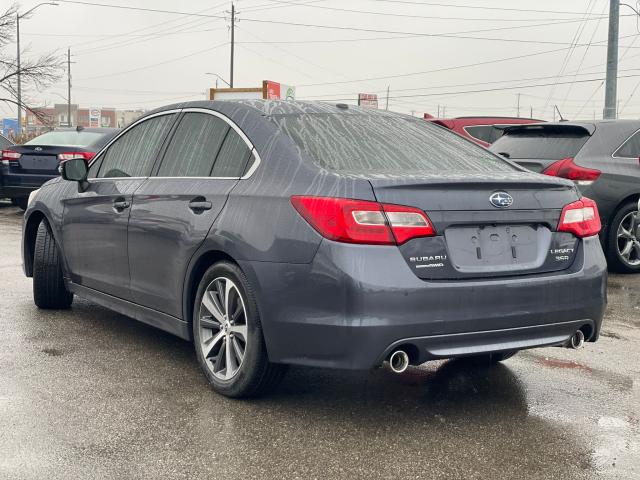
[368, 172, 581, 280]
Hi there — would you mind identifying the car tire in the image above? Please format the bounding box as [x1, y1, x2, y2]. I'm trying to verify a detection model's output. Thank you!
[33, 220, 73, 309]
[192, 261, 287, 398]
[606, 201, 640, 273]
[11, 197, 28, 210]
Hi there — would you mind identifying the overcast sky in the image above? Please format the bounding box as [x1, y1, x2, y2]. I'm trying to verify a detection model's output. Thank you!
[5, 0, 640, 120]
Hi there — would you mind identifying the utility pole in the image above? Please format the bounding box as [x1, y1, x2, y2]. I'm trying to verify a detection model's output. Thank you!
[530, 106, 533, 118]
[385, 85, 389, 110]
[516, 93, 521, 117]
[16, 13, 21, 134]
[67, 48, 72, 127]
[437, 105, 440, 118]
[604, 0, 619, 119]
[230, 2, 235, 88]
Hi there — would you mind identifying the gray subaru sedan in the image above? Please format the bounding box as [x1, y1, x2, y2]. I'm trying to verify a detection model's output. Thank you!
[22, 100, 607, 398]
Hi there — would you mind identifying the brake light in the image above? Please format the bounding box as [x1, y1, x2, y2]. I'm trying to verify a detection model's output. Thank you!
[57, 151, 96, 162]
[1, 150, 21, 165]
[290, 196, 435, 245]
[543, 157, 600, 185]
[557, 197, 601, 238]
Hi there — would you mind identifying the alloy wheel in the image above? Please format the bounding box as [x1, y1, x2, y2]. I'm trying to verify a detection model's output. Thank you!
[616, 210, 640, 267]
[198, 276, 248, 380]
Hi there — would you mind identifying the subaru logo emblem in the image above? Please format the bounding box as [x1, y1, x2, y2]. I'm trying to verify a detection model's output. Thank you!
[34, 147, 43, 151]
[489, 191, 513, 208]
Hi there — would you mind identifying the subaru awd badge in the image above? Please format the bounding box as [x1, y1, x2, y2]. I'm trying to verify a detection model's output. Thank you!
[489, 191, 513, 208]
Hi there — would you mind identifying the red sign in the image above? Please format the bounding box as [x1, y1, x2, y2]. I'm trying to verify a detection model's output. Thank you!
[265, 80, 281, 99]
[358, 93, 378, 108]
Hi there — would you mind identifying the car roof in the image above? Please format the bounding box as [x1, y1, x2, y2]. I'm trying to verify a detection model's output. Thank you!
[148, 99, 412, 119]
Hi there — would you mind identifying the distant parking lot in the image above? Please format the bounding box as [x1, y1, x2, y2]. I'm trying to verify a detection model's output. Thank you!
[0, 200, 638, 480]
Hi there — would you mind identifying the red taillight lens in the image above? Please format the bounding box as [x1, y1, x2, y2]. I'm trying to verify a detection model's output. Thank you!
[290, 196, 435, 245]
[57, 151, 96, 162]
[542, 157, 600, 185]
[558, 197, 601, 238]
[1, 149, 21, 165]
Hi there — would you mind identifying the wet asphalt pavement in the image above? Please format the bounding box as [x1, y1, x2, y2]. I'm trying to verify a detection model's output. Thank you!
[0, 200, 638, 480]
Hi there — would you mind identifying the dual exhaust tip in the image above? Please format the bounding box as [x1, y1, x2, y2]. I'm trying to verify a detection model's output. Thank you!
[388, 330, 586, 373]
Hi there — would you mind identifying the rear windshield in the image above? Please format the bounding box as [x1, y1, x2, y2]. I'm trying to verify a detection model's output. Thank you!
[272, 114, 516, 174]
[490, 127, 590, 160]
[24, 131, 106, 148]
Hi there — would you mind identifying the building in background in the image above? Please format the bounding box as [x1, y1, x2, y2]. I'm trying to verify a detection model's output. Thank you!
[18, 104, 126, 136]
[116, 109, 146, 128]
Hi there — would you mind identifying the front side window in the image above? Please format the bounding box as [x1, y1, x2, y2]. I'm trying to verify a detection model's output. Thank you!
[272, 113, 515, 174]
[157, 113, 229, 177]
[615, 131, 640, 158]
[211, 129, 252, 178]
[97, 114, 175, 178]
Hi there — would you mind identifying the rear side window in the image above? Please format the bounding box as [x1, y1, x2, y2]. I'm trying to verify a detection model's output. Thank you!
[491, 127, 589, 160]
[157, 113, 229, 177]
[97, 114, 175, 178]
[272, 114, 515, 174]
[615, 131, 640, 158]
[211, 129, 252, 178]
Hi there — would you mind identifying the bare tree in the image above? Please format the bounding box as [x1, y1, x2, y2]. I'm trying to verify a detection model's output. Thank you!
[0, 3, 62, 129]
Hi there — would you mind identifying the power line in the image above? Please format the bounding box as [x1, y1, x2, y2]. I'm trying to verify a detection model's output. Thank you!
[77, 41, 228, 80]
[356, 0, 621, 16]
[301, 68, 640, 100]
[252, 0, 612, 22]
[303, 74, 640, 102]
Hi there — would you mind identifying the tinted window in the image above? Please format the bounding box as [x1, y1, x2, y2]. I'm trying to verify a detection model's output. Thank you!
[157, 113, 229, 177]
[0, 135, 12, 149]
[25, 131, 105, 147]
[464, 125, 494, 143]
[490, 127, 590, 160]
[98, 114, 175, 178]
[615, 131, 640, 158]
[211, 129, 252, 177]
[273, 114, 514, 174]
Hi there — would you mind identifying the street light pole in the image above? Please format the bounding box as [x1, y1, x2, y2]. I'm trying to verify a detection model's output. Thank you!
[16, 13, 21, 134]
[15, 2, 59, 134]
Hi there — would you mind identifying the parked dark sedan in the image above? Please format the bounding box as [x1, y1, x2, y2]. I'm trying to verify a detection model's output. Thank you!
[1, 127, 118, 209]
[490, 120, 640, 272]
[22, 101, 607, 397]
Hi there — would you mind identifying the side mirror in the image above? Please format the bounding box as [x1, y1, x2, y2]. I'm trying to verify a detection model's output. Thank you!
[60, 158, 89, 192]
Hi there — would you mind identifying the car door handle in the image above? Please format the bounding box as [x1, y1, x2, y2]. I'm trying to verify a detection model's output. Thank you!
[188, 200, 213, 212]
[113, 199, 130, 211]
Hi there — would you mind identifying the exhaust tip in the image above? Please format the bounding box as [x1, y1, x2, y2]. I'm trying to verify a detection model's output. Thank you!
[388, 350, 410, 374]
[569, 330, 585, 350]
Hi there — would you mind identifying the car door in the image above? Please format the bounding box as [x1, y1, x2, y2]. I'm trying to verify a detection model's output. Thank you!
[127, 109, 256, 317]
[61, 112, 177, 299]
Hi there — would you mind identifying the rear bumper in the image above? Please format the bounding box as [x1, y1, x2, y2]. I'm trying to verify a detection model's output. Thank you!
[0, 168, 56, 198]
[241, 235, 607, 370]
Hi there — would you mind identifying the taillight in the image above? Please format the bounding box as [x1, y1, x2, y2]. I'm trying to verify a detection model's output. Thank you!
[290, 196, 435, 245]
[543, 157, 600, 185]
[1, 150, 21, 166]
[557, 197, 601, 238]
[57, 151, 96, 162]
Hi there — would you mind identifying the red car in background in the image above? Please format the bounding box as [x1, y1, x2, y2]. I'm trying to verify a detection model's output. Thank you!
[425, 116, 543, 147]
